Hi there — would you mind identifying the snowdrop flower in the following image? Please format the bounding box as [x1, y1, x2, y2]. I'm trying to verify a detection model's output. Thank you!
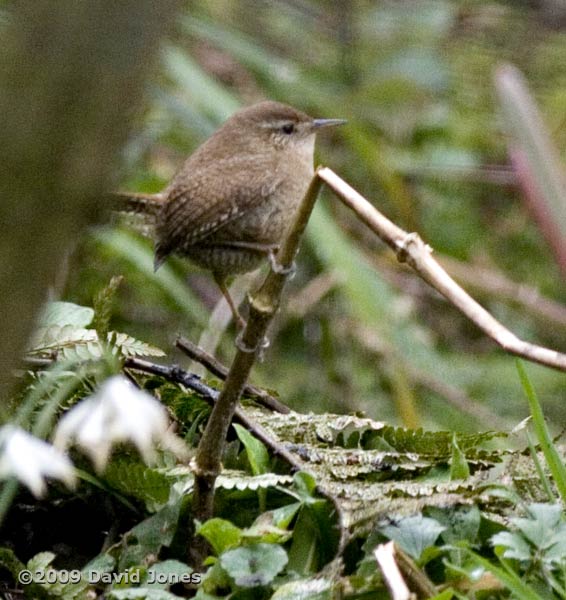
[54, 375, 188, 472]
[0, 426, 76, 497]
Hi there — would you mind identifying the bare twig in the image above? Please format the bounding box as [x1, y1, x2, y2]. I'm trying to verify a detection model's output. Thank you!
[124, 356, 218, 402]
[318, 167, 566, 372]
[393, 543, 437, 598]
[123, 356, 301, 469]
[374, 542, 412, 600]
[175, 336, 289, 413]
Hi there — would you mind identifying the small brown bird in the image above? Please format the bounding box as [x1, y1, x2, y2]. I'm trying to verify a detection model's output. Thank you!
[120, 101, 345, 327]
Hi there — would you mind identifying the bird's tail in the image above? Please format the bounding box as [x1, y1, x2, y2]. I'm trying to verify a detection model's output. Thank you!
[113, 191, 167, 216]
[111, 191, 166, 240]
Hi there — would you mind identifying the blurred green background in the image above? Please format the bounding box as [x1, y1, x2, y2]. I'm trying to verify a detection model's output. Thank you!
[65, 0, 566, 431]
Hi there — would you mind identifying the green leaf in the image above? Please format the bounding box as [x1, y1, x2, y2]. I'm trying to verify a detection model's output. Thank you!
[380, 515, 445, 561]
[286, 507, 322, 577]
[27, 551, 56, 572]
[429, 505, 480, 546]
[95, 228, 208, 326]
[39, 301, 94, 328]
[271, 577, 333, 599]
[267, 503, 302, 530]
[514, 503, 562, 548]
[234, 424, 270, 475]
[197, 518, 243, 556]
[492, 531, 532, 562]
[103, 461, 173, 511]
[108, 331, 165, 357]
[516, 360, 566, 504]
[449, 433, 470, 480]
[83, 553, 115, 579]
[92, 276, 123, 337]
[220, 543, 288, 588]
[465, 549, 545, 600]
[292, 471, 318, 500]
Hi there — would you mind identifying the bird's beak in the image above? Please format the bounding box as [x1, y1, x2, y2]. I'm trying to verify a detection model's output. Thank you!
[312, 118, 347, 129]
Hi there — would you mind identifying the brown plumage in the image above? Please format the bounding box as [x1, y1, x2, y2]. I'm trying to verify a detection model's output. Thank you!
[120, 101, 345, 327]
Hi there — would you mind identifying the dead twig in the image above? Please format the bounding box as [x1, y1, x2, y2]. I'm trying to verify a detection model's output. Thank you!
[124, 356, 301, 469]
[318, 167, 566, 372]
[175, 336, 289, 414]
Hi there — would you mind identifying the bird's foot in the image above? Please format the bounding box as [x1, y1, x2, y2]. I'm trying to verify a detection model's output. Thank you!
[268, 250, 296, 279]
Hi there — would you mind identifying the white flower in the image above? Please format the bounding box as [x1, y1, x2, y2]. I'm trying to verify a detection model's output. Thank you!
[54, 375, 188, 472]
[0, 426, 76, 497]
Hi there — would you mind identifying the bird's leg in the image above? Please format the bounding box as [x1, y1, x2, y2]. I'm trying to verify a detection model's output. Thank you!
[221, 241, 296, 276]
[213, 272, 246, 330]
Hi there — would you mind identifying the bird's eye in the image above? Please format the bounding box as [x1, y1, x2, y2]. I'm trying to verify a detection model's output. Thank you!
[281, 123, 295, 134]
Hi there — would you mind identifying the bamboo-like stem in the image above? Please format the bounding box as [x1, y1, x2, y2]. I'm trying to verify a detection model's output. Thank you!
[191, 172, 324, 526]
[317, 167, 566, 372]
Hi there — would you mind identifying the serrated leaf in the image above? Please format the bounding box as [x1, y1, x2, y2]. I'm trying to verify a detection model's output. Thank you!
[109, 332, 165, 357]
[104, 461, 173, 511]
[29, 325, 99, 354]
[93, 276, 123, 337]
[513, 503, 562, 548]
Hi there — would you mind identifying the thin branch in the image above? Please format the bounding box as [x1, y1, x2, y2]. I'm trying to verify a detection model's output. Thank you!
[318, 167, 566, 372]
[124, 356, 218, 402]
[123, 357, 302, 469]
[175, 336, 290, 414]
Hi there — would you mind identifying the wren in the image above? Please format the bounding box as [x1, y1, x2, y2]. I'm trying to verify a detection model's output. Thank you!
[121, 101, 345, 327]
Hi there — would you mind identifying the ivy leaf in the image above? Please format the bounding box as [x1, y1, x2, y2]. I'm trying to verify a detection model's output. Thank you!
[220, 543, 288, 587]
[380, 515, 445, 561]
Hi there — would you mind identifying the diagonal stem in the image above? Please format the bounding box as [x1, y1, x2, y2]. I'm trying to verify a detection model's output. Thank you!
[191, 171, 323, 528]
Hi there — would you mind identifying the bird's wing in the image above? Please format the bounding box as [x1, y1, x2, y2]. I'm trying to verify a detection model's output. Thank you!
[155, 158, 282, 265]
